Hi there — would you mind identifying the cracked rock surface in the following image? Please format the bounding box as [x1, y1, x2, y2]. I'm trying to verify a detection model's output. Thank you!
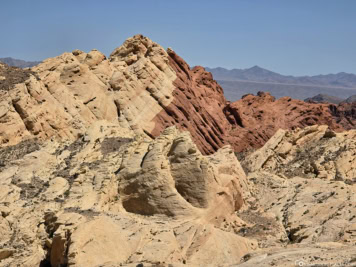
[0, 122, 256, 266]
[236, 126, 356, 266]
[1, 123, 355, 267]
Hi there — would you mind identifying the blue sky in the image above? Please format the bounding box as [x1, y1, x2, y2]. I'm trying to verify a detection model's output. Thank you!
[1, 0, 355, 75]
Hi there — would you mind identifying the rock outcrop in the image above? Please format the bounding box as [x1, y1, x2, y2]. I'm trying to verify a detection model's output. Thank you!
[1, 35, 356, 266]
[1, 122, 355, 266]
[1, 34, 355, 155]
[236, 125, 356, 266]
[0, 122, 256, 266]
[228, 92, 356, 152]
[243, 125, 356, 182]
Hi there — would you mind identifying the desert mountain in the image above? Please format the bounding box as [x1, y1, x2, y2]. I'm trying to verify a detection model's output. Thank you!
[343, 94, 356, 103]
[305, 93, 356, 104]
[304, 94, 344, 104]
[0, 57, 41, 68]
[206, 66, 356, 101]
[207, 66, 356, 87]
[0, 35, 355, 156]
[206, 66, 292, 83]
[0, 34, 356, 266]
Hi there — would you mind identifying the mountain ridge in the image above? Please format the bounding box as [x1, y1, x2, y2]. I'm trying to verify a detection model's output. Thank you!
[1, 34, 355, 155]
[0, 57, 41, 68]
[206, 66, 356, 101]
[304, 94, 345, 104]
[206, 66, 356, 87]
[343, 94, 356, 103]
[0, 34, 356, 267]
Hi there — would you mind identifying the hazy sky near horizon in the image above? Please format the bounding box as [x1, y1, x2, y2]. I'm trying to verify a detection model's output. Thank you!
[1, 0, 355, 76]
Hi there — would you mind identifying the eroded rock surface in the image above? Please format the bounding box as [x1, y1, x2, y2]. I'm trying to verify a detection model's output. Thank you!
[0, 122, 256, 266]
[244, 125, 356, 182]
[1, 35, 356, 267]
[236, 126, 356, 267]
[227, 92, 356, 152]
[1, 35, 355, 155]
[0, 35, 177, 147]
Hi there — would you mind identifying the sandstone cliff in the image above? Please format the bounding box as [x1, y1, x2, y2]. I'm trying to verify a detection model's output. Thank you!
[1, 34, 355, 155]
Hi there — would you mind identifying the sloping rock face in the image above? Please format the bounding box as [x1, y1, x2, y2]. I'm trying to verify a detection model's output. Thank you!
[0, 35, 177, 148]
[151, 50, 231, 154]
[1, 34, 356, 267]
[1, 34, 355, 155]
[0, 122, 256, 266]
[0, 34, 233, 155]
[236, 125, 356, 266]
[243, 125, 356, 182]
[228, 92, 356, 152]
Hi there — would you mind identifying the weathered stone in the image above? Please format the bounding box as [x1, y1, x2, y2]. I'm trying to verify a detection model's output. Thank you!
[0, 122, 254, 266]
[1, 35, 354, 154]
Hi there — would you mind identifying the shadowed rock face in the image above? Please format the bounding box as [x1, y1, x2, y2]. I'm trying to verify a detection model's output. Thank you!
[0, 35, 355, 155]
[151, 49, 231, 154]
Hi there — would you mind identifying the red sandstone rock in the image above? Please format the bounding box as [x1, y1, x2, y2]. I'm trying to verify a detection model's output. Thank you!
[151, 49, 231, 154]
[225, 92, 355, 152]
[150, 52, 356, 153]
[1, 35, 354, 154]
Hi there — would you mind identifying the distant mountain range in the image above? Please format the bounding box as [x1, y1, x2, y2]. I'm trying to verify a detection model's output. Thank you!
[304, 94, 356, 104]
[206, 66, 356, 101]
[343, 95, 356, 103]
[2, 57, 356, 104]
[0, 57, 41, 68]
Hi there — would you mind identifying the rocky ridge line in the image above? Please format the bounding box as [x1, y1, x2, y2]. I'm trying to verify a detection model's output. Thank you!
[1, 34, 355, 155]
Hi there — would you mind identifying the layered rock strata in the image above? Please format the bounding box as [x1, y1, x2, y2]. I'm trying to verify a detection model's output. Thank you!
[1, 35, 355, 155]
[1, 35, 356, 266]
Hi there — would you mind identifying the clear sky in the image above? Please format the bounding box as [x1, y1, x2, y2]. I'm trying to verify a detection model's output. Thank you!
[1, 0, 355, 76]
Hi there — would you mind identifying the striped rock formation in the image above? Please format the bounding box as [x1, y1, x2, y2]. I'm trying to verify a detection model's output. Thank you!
[1, 34, 354, 155]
